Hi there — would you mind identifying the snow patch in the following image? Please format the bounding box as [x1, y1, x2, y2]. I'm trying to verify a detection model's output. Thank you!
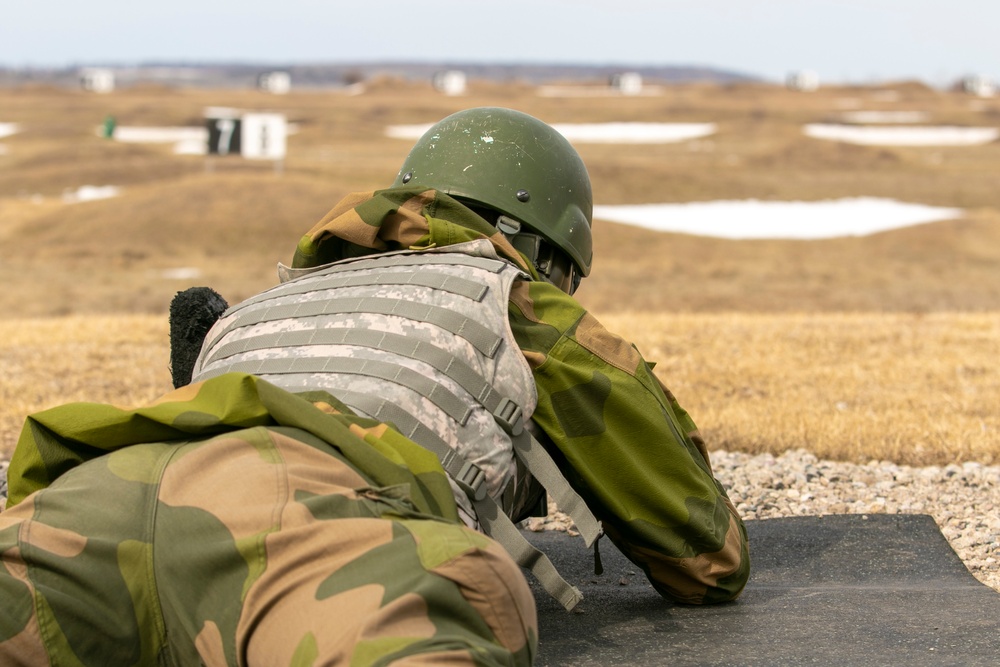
[111, 126, 208, 143]
[62, 185, 121, 204]
[804, 124, 999, 146]
[593, 198, 963, 239]
[839, 111, 930, 124]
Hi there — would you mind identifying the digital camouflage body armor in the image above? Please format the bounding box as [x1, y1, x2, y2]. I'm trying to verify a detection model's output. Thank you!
[193, 242, 541, 525]
[192, 239, 601, 609]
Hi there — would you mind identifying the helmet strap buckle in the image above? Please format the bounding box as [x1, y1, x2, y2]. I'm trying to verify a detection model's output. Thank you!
[496, 215, 522, 237]
[497, 219, 578, 295]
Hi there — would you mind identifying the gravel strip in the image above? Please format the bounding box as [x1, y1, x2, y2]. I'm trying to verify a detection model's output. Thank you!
[527, 448, 1000, 594]
[5, 451, 999, 593]
[714, 449, 1000, 592]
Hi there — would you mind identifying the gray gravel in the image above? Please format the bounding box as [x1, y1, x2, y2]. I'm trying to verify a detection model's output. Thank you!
[528, 448, 1000, 595]
[712, 448, 1000, 593]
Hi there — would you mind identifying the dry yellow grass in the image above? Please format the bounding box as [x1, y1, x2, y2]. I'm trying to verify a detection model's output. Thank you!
[0, 316, 171, 454]
[602, 312, 999, 466]
[2, 312, 996, 467]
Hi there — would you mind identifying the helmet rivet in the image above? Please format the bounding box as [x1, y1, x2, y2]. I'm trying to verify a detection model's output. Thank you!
[402, 171, 413, 184]
[516, 189, 530, 202]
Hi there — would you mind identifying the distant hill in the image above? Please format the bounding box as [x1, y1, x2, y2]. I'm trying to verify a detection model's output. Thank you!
[0, 61, 762, 89]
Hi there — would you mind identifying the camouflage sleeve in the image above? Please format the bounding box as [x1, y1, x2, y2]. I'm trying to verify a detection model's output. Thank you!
[508, 280, 750, 604]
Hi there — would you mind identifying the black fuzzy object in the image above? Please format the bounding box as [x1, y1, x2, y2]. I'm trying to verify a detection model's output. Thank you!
[169, 287, 229, 388]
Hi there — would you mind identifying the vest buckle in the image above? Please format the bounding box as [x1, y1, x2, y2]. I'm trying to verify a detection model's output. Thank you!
[494, 397, 524, 436]
[455, 460, 488, 501]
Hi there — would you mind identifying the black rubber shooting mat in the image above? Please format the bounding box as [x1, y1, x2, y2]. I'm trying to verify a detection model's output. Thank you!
[526, 514, 1000, 666]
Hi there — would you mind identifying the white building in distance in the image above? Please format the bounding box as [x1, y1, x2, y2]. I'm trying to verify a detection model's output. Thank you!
[786, 70, 820, 92]
[961, 75, 996, 98]
[80, 68, 115, 93]
[433, 70, 467, 96]
[610, 72, 643, 95]
[258, 71, 291, 95]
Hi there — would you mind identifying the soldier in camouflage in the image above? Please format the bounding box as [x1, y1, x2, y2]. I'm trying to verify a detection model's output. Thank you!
[0, 108, 749, 666]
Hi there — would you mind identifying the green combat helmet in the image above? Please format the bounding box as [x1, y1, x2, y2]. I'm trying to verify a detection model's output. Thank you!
[392, 107, 593, 294]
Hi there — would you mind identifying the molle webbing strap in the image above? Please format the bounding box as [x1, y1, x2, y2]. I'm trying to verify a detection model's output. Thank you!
[204, 297, 504, 359]
[199, 356, 474, 426]
[278, 252, 511, 283]
[237, 269, 489, 312]
[200, 327, 523, 433]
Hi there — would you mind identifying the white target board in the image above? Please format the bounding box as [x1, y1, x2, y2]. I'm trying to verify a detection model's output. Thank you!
[204, 108, 287, 160]
[240, 113, 287, 160]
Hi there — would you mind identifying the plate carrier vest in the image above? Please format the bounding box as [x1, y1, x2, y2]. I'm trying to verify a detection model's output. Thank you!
[191, 241, 600, 610]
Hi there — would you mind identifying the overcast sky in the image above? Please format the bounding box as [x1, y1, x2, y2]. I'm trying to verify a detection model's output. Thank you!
[2, 1, 997, 86]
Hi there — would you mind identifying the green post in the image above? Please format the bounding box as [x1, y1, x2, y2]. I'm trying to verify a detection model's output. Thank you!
[102, 115, 117, 139]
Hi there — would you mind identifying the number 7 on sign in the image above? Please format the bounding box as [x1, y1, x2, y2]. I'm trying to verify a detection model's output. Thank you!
[216, 119, 235, 156]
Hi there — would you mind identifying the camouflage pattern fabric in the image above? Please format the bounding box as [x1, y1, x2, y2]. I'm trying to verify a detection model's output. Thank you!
[292, 186, 750, 604]
[290, 188, 535, 282]
[508, 280, 748, 603]
[0, 374, 536, 665]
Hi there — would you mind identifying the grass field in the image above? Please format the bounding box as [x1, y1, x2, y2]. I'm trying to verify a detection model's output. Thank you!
[1, 312, 996, 467]
[1, 77, 998, 465]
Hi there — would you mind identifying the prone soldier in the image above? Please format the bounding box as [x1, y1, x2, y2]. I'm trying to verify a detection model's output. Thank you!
[1, 107, 749, 666]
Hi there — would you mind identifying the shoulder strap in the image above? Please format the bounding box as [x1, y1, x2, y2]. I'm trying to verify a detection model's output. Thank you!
[510, 428, 602, 548]
[331, 389, 588, 611]
[472, 494, 584, 611]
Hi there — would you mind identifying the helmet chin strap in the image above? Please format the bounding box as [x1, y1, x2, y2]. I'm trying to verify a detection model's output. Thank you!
[497, 216, 580, 295]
